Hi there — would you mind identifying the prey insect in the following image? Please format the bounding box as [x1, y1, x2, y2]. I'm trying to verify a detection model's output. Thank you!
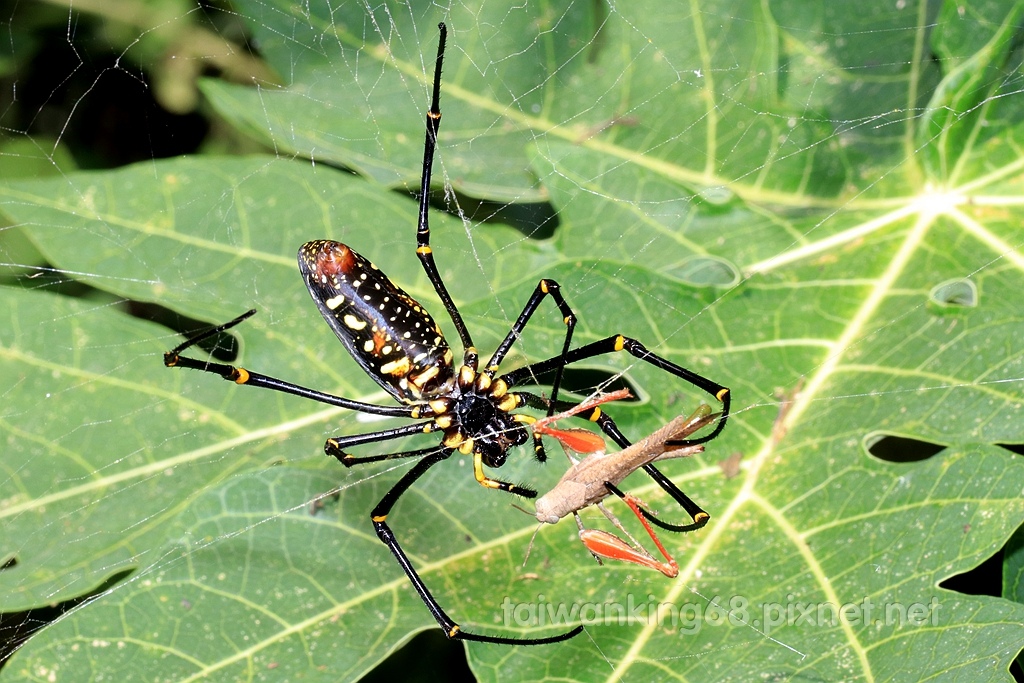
[533, 403, 719, 528]
[530, 398, 719, 575]
[164, 24, 730, 645]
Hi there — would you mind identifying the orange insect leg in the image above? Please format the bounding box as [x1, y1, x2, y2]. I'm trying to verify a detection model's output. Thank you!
[532, 425, 606, 454]
[531, 387, 631, 455]
[578, 494, 679, 578]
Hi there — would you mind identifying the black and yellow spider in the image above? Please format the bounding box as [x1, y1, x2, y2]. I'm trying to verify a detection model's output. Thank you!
[165, 23, 730, 645]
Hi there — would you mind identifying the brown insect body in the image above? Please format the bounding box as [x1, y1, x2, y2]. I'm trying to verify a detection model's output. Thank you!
[534, 405, 717, 524]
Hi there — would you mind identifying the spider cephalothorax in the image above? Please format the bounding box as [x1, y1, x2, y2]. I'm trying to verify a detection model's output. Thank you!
[432, 370, 530, 468]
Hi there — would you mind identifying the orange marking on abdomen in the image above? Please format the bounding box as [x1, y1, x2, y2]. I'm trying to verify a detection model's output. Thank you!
[315, 241, 357, 276]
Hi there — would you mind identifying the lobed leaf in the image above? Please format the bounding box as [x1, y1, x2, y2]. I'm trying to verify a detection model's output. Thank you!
[2, 1, 1024, 681]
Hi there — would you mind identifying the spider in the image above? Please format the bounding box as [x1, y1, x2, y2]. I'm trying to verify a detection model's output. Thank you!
[164, 22, 730, 646]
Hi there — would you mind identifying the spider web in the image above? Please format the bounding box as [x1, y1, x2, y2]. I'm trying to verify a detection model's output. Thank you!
[2, 1, 1024, 682]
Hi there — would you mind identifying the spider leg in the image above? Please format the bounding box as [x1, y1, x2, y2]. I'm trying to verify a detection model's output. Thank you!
[502, 335, 730, 446]
[371, 446, 582, 645]
[484, 279, 577, 422]
[334, 446, 446, 466]
[165, 310, 415, 418]
[503, 336, 728, 531]
[413, 23, 476, 358]
[517, 391, 608, 463]
[631, 462, 709, 532]
[325, 423, 439, 465]
[470, 451, 537, 498]
[413, 29, 576, 402]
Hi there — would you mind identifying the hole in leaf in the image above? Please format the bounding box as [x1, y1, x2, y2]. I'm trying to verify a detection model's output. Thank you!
[665, 255, 740, 288]
[865, 433, 945, 463]
[997, 443, 1024, 456]
[0, 557, 16, 571]
[928, 278, 977, 313]
[360, 628, 474, 683]
[939, 548, 1002, 598]
[0, 569, 133, 666]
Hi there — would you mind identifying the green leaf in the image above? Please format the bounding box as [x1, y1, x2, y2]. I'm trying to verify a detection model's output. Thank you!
[3, 1, 1024, 681]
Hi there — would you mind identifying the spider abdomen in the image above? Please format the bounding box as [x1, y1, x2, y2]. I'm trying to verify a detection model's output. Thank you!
[298, 240, 455, 402]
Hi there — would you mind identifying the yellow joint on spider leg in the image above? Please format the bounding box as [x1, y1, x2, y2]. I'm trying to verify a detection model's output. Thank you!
[490, 378, 508, 398]
[497, 395, 518, 412]
[372, 514, 387, 523]
[416, 245, 432, 255]
[473, 452, 489, 483]
[590, 407, 602, 421]
[233, 368, 250, 384]
[614, 336, 626, 352]
[716, 388, 730, 401]
[475, 373, 491, 391]
[434, 415, 453, 429]
[448, 625, 460, 637]
[458, 439, 475, 455]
